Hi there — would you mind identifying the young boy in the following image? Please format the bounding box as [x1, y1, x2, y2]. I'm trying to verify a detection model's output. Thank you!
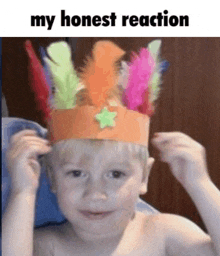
[2, 40, 220, 256]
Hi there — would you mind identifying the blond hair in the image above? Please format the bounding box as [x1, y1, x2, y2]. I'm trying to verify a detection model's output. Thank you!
[44, 139, 149, 183]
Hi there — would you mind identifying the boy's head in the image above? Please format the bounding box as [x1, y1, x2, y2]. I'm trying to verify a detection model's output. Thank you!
[45, 139, 154, 238]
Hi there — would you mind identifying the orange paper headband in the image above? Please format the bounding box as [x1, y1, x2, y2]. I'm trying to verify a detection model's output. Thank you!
[49, 105, 150, 146]
[25, 39, 168, 146]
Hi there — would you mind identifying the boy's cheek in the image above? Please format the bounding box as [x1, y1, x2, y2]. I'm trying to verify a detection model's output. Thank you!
[55, 190, 79, 215]
[116, 185, 140, 206]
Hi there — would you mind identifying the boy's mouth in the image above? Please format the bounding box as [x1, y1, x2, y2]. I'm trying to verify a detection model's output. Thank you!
[79, 210, 113, 220]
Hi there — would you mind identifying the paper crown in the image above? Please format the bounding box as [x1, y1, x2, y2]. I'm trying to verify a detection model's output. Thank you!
[25, 39, 169, 146]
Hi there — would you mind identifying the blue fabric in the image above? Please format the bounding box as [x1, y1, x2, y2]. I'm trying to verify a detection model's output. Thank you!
[2, 117, 158, 228]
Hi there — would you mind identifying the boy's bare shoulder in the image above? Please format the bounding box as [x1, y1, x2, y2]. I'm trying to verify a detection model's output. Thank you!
[33, 224, 66, 256]
[148, 213, 215, 256]
[150, 212, 209, 238]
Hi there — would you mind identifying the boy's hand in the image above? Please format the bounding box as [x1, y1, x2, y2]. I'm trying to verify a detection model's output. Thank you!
[6, 129, 52, 195]
[151, 132, 210, 189]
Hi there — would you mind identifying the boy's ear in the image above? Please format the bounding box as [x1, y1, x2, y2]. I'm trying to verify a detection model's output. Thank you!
[139, 157, 155, 195]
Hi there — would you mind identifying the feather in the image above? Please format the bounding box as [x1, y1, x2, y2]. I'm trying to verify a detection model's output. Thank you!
[122, 48, 155, 112]
[148, 40, 161, 62]
[118, 61, 129, 89]
[148, 41, 169, 104]
[147, 40, 162, 104]
[39, 46, 54, 106]
[160, 60, 170, 74]
[44, 41, 80, 109]
[149, 72, 161, 102]
[138, 89, 154, 116]
[25, 40, 51, 120]
[81, 41, 125, 107]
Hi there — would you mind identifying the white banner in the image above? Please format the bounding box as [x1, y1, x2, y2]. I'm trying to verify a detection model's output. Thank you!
[0, 0, 219, 37]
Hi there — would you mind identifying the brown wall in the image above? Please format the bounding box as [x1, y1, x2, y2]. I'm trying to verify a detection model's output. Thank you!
[2, 37, 220, 231]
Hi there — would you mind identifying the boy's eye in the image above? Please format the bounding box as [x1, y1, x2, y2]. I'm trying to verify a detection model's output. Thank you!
[68, 170, 83, 177]
[109, 170, 125, 179]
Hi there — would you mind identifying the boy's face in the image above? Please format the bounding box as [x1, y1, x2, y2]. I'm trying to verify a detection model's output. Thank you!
[50, 140, 152, 240]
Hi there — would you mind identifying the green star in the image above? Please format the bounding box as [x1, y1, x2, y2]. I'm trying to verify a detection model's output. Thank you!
[95, 107, 117, 129]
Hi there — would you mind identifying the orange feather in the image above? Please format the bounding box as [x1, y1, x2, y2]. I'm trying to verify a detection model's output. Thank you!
[81, 41, 125, 107]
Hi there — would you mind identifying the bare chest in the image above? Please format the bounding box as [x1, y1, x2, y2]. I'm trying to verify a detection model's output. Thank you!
[53, 224, 166, 256]
[53, 240, 165, 256]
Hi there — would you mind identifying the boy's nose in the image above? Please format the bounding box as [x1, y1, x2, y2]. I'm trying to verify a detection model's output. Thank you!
[83, 179, 108, 201]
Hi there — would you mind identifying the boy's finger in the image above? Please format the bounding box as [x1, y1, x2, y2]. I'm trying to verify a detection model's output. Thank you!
[160, 148, 195, 164]
[152, 132, 193, 148]
[13, 135, 49, 146]
[9, 138, 50, 155]
[16, 146, 51, 163]
[10, 131, 49, 146]
[153, 132, 189, 141]
[10, 129, 37, 144]
[152, 139, 191, 154]
[9, 142, 51, 160]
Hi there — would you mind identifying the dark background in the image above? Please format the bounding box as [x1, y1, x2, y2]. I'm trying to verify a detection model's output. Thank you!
[2, 37, 220, 231]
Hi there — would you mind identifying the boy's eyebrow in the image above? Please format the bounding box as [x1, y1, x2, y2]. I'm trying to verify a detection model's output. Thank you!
[104, 158, 137, 170]
[59, 161, 75, 168]
[58, 153, 93, 168]
[58, 157, 135, 170]
[59, 161, 134, 172]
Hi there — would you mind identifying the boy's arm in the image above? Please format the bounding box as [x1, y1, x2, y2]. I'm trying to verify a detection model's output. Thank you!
[2, 130, 51, 256]
[152, 132, 220, 256]
[161, 180, 219, 256]
[184, 178, 220, 255]
[2, 192, 37, 256]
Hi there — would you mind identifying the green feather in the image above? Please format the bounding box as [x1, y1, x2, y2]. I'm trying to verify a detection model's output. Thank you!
[150, 72, 161, 102]
[148, 40, 162, 103]
[148, 40, 161, 62]
[44, 42, 80, 109]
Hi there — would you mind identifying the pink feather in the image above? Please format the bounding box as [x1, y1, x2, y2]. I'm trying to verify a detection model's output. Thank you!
[138, 89, 154, 116]
[122, 48, 155, 113]
[25, 40, 51, 120]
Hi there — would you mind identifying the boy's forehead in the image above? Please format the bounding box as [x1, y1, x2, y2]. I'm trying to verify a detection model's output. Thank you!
[54, 139, 136, 164]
